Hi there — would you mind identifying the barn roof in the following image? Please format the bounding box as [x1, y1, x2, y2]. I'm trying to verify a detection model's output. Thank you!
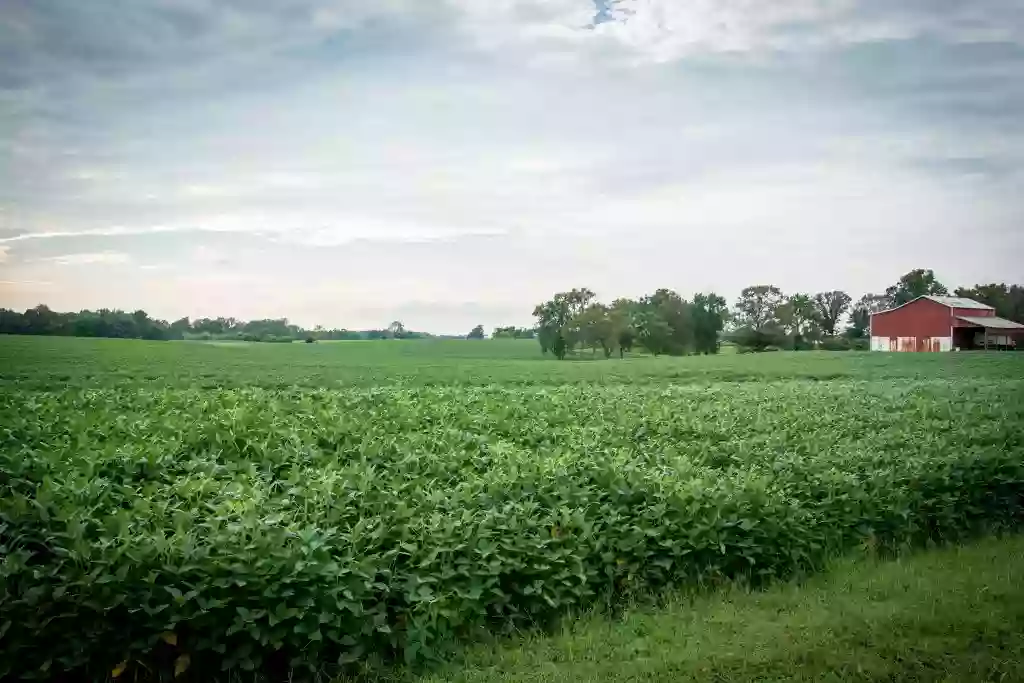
[871, 295, 994, 316]
[924, 296, 994, 310]
[956, 315, 1024, 330]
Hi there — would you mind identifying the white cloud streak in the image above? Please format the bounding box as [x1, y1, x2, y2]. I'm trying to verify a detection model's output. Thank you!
[36, 252, 133, 266]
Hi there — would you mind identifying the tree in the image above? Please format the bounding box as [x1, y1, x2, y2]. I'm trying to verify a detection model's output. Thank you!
[639, 289, 693, 355]
[608, 299, 636, 358]
[169, 317, 191, 339]
[617, 328, 634, 357]
[692, 292, 728, 354]
[845, 293, 889, 339]
[533, 288, 595, 357]
[467, 324, 485, 339]
[575, 303, 616, 357]
[954, 283, 1024, 323]
[812, 291, 852, 337]
[885, 269, 947, 307]
[633, 309, 673, 356]
[734, 285, 784, 331]
[387, 321, 406, 339]
[776, 293, 817, 349]
[552, 332, 568, 360]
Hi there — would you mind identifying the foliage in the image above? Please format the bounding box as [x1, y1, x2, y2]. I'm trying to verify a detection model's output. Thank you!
[691, 293, 728, 355]
[576, 303, 617, 357]
[954, 283, 1024, 323]
[733, 285, 785, 332]
[0, 305, 176, 340]
[552, 331, 568, 360]
[2, 338, 1024, 680]
[845, 294, 890, 339]
[467, 325, 485, 340]
[533, 289, 596, 358]
[885, 268, 948, 307]
[731, 326, 782, 353]
[812, 290, 852, 337]
[0, 307, 433, 343]
[491, 327, 535, 339]
[776, 293, 817, 350]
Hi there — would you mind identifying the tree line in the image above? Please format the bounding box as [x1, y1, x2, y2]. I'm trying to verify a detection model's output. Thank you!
[0, 307, 430, 342]
[530, 269, 1024, 359]
[3, 269, 1020, 346]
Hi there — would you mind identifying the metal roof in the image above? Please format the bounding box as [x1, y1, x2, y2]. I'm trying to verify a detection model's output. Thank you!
[956, 315, 1024, 330]
[871, 294, 994, 316]
[925, 296, 994, 310]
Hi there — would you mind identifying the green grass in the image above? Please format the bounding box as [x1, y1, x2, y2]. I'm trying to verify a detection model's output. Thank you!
[408, 535, 1024, 683]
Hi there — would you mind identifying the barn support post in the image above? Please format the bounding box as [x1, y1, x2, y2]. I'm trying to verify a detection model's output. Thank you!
[984, 328, 989, 351]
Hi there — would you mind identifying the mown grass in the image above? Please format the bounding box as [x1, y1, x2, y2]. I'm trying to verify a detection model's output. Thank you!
[406, 535, 1024, 683]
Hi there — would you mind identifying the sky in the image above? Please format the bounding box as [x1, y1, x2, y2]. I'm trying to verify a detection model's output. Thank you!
[1, 0, 1023, 333]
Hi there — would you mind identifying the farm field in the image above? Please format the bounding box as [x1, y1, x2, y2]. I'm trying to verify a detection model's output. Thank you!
[1, 335, 1024, 680]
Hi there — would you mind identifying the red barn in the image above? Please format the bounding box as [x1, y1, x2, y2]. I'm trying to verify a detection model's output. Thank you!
[870, 296, 1024, 352]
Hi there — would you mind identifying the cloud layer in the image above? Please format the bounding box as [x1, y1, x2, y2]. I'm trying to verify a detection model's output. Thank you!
[1, 1, 1022, 331]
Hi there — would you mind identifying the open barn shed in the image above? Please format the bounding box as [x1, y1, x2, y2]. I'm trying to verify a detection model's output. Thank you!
[870, 296, 1024, 352]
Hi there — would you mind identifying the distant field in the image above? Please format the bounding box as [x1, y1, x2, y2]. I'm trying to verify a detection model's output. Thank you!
[1, 334, 1023, 680]
[1, 334, 1020, 389]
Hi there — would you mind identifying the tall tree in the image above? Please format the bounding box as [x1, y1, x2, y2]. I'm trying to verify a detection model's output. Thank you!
[812, 291, 852, 337]
[734, 285, 784, 331]
[640, 289, 693, 355]
[633, 309, 673, 357]
[576, 303, 617, 357]
[533, 288, 596, 358]
[692, 292, 728, 354]
[777, 293, 817, 349]
[467, 324, 485, 339]
[885, 269, 948, 307]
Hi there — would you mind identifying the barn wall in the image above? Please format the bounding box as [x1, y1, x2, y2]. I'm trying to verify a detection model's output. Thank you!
[871, 336, 952, 352]
[952, 307, 995, 326]
[871, 298, 952, 338]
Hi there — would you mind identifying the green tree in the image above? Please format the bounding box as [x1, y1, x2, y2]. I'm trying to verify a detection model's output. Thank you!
[633, 309, 673, 356]
[845, 293, 890, 339]
[640, 289, 693, 355]
[387, 321, 406, 339]
[885, 269, 948, 307]
[533, 288, 595, 357]
[812, 291, 852, 337]
[552, 331, 568, 360]
[734, 285, 784, 331]
[467, 324, 485, 339]
[777, 294, 817, 349]
[692, 292, 728, 354]
[954, 283, 1024, 323]
[576, 303, 617, 357]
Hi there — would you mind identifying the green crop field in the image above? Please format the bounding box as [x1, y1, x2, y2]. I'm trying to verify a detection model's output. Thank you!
[1, 336, 1023, 681]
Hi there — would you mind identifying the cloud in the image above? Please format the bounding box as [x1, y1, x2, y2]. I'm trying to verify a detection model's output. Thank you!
[192, 245, 230, 265]
[449, 0, 1024, 65]
[1, 1, 1023, 331]
[37, 252, 132, 266]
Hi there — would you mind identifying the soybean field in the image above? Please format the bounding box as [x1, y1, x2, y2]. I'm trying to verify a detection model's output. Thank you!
[1, 336, 1023, 680]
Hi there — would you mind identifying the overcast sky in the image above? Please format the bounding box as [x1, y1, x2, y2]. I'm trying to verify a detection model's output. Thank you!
[2, 1, 1022, 332]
